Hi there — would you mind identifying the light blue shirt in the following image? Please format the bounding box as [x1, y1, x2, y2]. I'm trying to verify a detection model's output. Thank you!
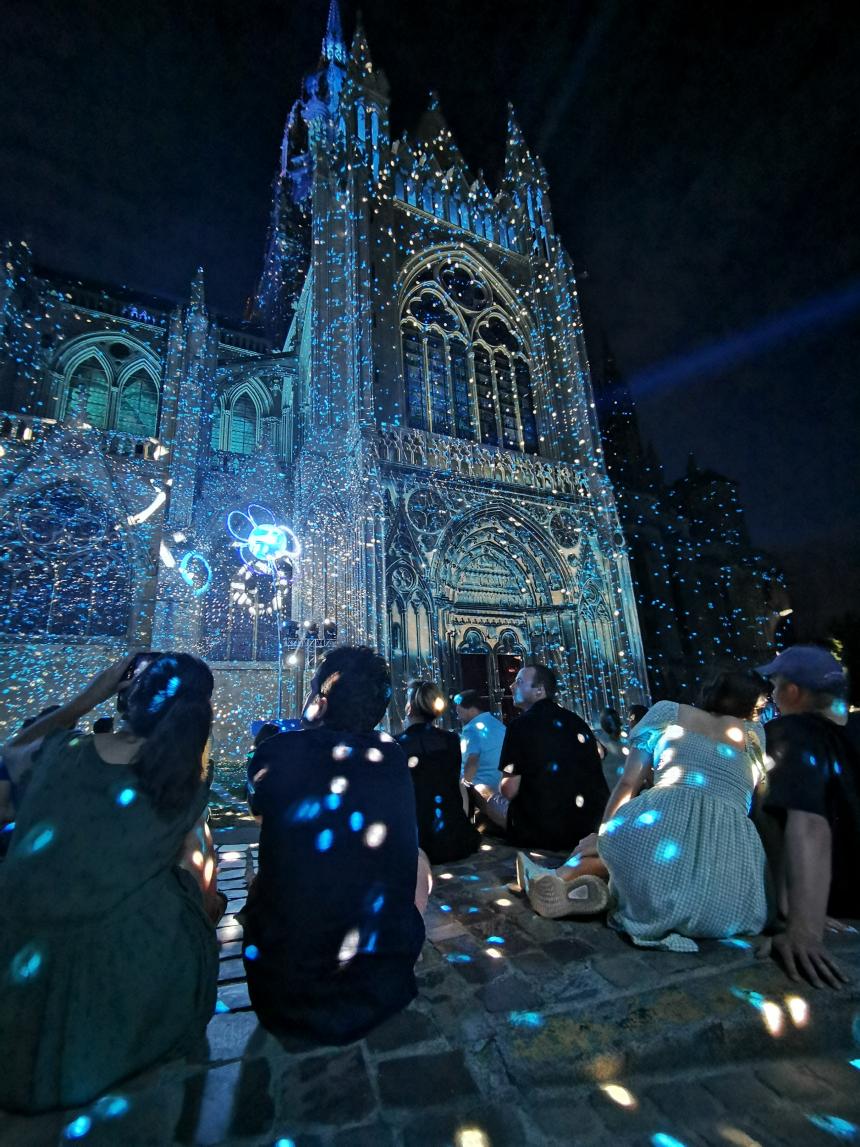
[460, 712, 507, 788]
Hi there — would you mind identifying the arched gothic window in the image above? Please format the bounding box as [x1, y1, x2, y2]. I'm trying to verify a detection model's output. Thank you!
[61, 340, 160, 436]
[212, 391, 260, 455]
[116, 368, 158, 436]
[400, 260, 538, 453]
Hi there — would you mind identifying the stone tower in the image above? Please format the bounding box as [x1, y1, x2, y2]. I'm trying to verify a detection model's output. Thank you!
[263, 4, 649, 722]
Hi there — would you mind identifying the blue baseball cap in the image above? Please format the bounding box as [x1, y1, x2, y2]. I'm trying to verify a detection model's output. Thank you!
[757, 645, 847, 693]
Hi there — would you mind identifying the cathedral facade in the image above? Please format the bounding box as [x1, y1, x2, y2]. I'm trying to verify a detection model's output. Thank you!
[0, 4, 651, 754]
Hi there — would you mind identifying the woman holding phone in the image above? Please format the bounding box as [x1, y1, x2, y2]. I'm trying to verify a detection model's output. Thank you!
[0, 651, 219, 1113]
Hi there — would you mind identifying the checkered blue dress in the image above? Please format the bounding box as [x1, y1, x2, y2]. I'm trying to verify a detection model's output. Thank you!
[596, 701, 768, 952]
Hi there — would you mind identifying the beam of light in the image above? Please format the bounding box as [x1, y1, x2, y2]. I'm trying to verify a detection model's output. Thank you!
[628, 277, 860, 399]
[127, 486, 166, 526]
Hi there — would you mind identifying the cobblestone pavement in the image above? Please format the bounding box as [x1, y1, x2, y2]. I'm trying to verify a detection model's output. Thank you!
[2, 818, 859, 1146]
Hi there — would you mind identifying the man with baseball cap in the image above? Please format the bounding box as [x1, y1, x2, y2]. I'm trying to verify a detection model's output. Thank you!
[755, 645, 859, 989]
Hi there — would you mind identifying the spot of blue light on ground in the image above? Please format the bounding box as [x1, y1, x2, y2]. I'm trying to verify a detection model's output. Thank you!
[372, 894, 384, 913]
[64, 1116, 92, 1139]
[245, 944, 259, 960]
[446, 953, 472, 963]
[116, 787, 137, 807]
[508, 1010, 544, 1028]
[487, 935, 505, 944]
[316, 829, 333, 851]
[349, 811, 364, 831]
[807, 1115, 858, 1139]
[275, 1139, 296, 1147]
[439, 904, 452, 912]
[652, 1135, 688, 1147]
[655, 840, 680, 863]
[324, 793, 341, 810]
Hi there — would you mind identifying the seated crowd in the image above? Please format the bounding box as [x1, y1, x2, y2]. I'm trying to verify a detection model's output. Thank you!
[0, 642, 856, 1113]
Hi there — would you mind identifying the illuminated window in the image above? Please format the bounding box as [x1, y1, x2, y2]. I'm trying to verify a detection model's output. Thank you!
[400, 260, 537, 452]
[228, 395, 258, 455]
[65, 359, 110, 428]
[116, 369, 158, 436]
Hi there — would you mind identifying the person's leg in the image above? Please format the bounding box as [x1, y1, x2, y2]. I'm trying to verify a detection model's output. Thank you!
[558, 855, 610, 881]
[414, 848, 432, 915]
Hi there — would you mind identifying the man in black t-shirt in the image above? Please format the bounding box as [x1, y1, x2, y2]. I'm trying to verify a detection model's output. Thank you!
[482, 664, 608, 850]
[755, 645, 859, 990]
[241, 647, 427, 1043]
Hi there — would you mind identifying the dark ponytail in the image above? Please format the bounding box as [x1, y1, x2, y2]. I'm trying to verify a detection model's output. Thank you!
[124, 653, 214, 816]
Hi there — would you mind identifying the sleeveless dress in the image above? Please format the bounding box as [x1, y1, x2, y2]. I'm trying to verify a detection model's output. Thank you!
[596, 701, 768, 952]
[0, 731, 218, 1113]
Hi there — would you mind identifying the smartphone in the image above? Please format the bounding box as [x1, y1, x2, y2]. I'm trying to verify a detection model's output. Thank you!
[116, 652, 162, 713]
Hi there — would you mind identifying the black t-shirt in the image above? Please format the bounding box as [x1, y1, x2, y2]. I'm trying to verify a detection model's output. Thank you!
[242, 725, 425, 1042]
[397, 723, 479, 864]
[500, 698, 609, 850]
[761, 713, 860, 919]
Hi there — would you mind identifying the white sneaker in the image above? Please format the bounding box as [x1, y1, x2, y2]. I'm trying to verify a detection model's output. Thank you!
[515, 851, 555, 894]
[528, 873, 610, 919]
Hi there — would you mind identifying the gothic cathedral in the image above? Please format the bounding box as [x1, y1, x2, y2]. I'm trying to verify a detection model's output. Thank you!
[0, 3, 649, 753]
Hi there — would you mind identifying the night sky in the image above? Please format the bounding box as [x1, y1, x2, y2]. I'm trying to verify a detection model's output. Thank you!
[2, 0, 858, 634]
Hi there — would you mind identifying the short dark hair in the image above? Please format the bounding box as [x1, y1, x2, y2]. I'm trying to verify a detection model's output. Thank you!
[455, 689, 485, 711]
[528, 663, 557, 699]
[253, 722, 280, 748]
[699, 669, 769, 720]
[314, 646, 392, 732]
[92, 716, 114, 734]
[599, 707, 622, 739]
[406, 680, 448, 722]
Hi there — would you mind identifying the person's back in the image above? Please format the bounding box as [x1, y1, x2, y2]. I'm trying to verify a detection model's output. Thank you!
[0, 652, 218, 1113]
[398, 722, 478, 863]
[458, 703, 507, 789]
[242, 648, 426, 1043]
[503, 698, 608, 849]
[761, 710, 860, 919]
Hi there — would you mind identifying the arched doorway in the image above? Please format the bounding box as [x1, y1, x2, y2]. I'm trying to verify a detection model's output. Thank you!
[456, 628, 525, 724]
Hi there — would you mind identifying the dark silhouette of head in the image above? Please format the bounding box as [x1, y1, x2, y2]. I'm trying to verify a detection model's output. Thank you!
[699, 668, 770, 721]
[123, 652, 214, 815]
[309, 646, 392, 733]
[599, 707, 622, 739]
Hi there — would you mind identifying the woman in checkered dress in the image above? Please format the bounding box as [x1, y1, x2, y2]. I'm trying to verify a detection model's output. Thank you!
[518, 670, 770, 952]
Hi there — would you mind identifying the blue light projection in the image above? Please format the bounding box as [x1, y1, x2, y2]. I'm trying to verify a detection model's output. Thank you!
[807, 1115, 858, 1140]
[227, 504, 301, 572]
[116, 787, 137, 807]
[655, 840, 680, 863]
[178, 550, 212, 596]
[10, 943, 42, 982]
[92, 1095, 130, 1119]
[64, 1116, 92, 1140]
[508, 1010, 545, 1028]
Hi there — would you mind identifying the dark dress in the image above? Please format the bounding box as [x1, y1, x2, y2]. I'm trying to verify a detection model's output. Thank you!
[242, 726, 425, 1043]
[398, 723, 479, 864]
[0, 731, 217, 1113]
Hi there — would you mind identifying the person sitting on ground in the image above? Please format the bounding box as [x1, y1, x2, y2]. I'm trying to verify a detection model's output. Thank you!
[595, 706, 627, 791]
[455, 689, 507, 798]
[518, 669, 771, 947]
[399, 681, 479, 864]
[241, 647, 428, 1044]
[0, 652, 219, 1113]
[476, 664, 608, 851]
[754, 645, 858, 990]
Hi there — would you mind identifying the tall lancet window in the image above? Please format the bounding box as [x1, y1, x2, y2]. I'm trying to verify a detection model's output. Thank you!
[400, 260, 538, 453]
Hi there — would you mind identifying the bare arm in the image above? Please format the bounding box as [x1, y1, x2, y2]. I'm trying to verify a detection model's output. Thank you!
[3, 654, 137, 782]
[499, 773, 521, 801]
[769, 809, 849, 989]
[462, 752, 481, 784]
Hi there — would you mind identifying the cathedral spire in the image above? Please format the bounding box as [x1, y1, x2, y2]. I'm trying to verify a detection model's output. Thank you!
[349, 11, 373, 73]
[189, 266, 206, 314]
[503, 103, 536, 185]
[322, 0, 346, 64]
